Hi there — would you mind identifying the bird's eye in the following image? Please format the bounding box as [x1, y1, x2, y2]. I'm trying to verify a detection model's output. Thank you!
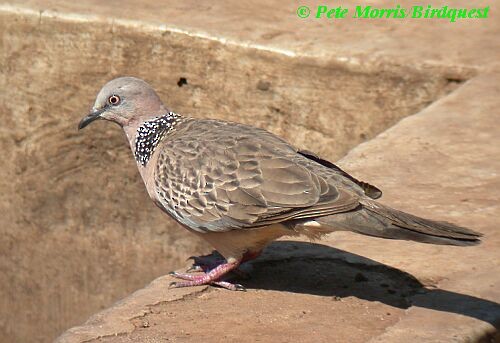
[108, 95, 121, 106]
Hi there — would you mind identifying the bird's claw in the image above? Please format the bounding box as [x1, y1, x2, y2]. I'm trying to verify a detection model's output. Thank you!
[186, 256, 197, 262]
[212, 281, 247, 291]
[234, 284, 247, 292]
[185, 252, 226, 273]
[186, 265, 203, 273]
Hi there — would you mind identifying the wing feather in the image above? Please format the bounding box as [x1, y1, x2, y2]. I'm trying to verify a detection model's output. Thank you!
[154, 119, 360, 232]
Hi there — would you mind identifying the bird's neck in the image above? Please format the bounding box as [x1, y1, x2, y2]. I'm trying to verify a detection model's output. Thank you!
[131, 112, 183, 166]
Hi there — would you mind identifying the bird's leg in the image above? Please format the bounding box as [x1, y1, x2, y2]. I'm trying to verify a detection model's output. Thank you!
[171, 271, 247, 290]
[241, 250, 262, 263]
[170, 260, 245, 291]
[186, 250, 226, 273]
[185, 249, 262, 277]
[170, 249, 262, 290]
[212, 281, 246, 291]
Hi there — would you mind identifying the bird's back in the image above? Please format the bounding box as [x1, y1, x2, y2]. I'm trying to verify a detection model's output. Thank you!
[152, 118, 366, 232]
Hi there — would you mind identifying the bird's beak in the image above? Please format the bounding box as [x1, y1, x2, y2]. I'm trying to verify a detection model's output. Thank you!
[78, 108, 106, 130]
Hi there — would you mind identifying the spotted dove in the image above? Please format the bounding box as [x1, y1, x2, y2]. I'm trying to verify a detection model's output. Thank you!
[78, 77, 481, 291]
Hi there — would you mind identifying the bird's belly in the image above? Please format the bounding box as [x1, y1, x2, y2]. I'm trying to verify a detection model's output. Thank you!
[192, 224, 293, 262]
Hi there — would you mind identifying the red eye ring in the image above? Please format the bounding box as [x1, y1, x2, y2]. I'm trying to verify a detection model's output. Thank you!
[108, 95, 121, 106]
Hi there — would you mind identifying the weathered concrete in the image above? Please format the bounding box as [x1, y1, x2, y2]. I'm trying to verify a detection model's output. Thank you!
[0, 1, 498, 342]
[56, 70, 500, 343]
[4, 0, 500, 68]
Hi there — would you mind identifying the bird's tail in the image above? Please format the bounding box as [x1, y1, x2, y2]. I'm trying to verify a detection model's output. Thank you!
[308, 199, 482, 246]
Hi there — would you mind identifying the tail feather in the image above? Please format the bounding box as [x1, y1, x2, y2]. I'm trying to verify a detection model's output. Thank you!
[310, 199, 482, 246]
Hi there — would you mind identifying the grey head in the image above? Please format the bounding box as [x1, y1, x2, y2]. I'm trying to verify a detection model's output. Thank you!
[78, 77, 167, 130]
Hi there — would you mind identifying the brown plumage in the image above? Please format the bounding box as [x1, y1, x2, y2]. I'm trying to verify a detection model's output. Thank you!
[79, 77, 482, 291]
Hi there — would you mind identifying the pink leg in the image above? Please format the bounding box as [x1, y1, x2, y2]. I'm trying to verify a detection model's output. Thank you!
[213, 281, 246, 291]
[185, 251, 225, 273]
[241, 250, 262, 263]
[169, 271, 199, 281]
[185, 250, 262, 278]
[169, 260, 244, 291]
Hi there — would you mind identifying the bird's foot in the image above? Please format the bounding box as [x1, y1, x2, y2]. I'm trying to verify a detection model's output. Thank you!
[185, 250, 258, 279]
[169, 260, 245, 291]
[186, 250, 226, 273]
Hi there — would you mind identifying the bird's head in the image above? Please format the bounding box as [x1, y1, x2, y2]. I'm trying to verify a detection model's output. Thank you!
[78, 77, 166, 130]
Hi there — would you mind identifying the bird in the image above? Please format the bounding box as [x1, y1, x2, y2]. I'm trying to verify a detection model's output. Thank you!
[78, 76, 482, 291]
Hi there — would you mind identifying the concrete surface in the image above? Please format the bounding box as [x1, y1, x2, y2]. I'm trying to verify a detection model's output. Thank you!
[0, 0, 498, 342]
[4, 0, 500, 67]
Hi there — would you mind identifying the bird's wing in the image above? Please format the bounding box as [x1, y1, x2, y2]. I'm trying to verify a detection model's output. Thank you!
[297, 149, 382, 199]
[153, 120, 360, 232]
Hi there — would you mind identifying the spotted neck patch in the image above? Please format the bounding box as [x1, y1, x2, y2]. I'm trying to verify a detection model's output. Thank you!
[134, 112, 181, 166]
